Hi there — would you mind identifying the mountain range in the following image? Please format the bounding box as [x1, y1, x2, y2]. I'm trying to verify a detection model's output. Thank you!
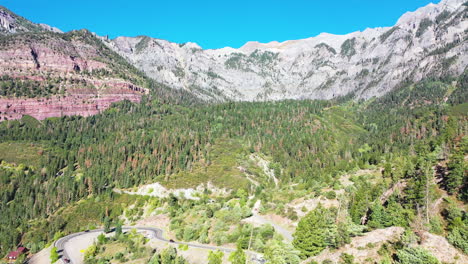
[0, 0, 466, 119]
[0, 1, 467, 263]
[103, 0, 467, 101]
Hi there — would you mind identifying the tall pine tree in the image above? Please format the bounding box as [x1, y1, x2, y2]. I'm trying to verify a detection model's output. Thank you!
[293, 205, 336, 258]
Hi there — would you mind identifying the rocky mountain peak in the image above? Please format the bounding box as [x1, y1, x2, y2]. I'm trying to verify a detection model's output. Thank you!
[0, 1, 466, 103]
[103, 0, 467, 101]
[397, 0, 465, 27]
[0, 6, 61, 34]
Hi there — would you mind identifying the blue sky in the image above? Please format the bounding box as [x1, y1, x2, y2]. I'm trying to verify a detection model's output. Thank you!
[2, 0, 440, 49]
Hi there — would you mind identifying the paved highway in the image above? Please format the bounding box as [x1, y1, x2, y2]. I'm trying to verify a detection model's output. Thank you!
[54, 226, 236, 264]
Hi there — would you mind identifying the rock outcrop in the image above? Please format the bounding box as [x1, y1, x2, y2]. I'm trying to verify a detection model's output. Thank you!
[0, 26, 148, 120]
[0, 6, 59, 34]
[0, 92, 141, 121]
[104, 0, 467, 101]
[304, 227, 405, 264]
[420, 231, 468, 264]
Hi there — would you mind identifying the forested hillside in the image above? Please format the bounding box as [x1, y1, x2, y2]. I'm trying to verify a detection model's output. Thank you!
[0, 70, 466, 263]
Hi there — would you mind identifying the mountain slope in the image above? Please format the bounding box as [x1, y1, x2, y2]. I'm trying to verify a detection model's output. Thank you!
[1, 74, 466, 261]
[0, 6, 204, 121]
[104, 0, 467, 101]
[0, 10, 153, 121]
[0, 5, 61, 34]
[0, 30, 151, 120]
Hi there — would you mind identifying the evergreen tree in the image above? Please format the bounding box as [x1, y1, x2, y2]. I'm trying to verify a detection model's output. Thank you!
[367, 203, 388, 228]
[103, 216, 111, 233]
[405, 157, 433, 224]
[264, 240, 301, 264]
[293, 205, 336, 258]
[446, 150, 466, 195]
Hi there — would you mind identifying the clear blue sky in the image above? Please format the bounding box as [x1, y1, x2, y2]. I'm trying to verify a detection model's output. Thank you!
[2, 0, 440, 49]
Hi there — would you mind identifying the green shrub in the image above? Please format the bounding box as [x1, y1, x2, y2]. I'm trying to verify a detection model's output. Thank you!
[395, 247, 439, 264]
[324, 191, 336, 199]
[339, 253, 355, 264]
[229, 245, 246, 264]
[447, 227, 468, 254]
[50, 247, 59, 263]
[263, 240, 301, 264]
[429, 216, 444, 235]
[208, 250, 224, 264]
[178, 244, 189, 251]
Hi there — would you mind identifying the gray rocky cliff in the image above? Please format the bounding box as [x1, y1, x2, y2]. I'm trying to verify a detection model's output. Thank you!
[103, 0, 467, 101]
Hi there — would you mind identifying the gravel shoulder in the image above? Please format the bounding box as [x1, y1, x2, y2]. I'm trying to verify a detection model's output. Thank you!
[243, 200, 294, 242]
[27, 246, 51, 264]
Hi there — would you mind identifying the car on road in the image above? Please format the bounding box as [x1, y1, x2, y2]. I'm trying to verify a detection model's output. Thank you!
[63, 258, 70, 263]
[169, 239, 175, 243]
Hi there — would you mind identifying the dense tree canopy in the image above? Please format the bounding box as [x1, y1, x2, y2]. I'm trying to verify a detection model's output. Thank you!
[0, 74, 466, 257]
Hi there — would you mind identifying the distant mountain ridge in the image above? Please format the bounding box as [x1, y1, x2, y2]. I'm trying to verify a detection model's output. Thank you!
[0, 0, 466, 117]
[102, 0, 467, 101]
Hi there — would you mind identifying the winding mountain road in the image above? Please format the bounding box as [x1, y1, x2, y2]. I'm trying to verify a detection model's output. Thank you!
[246, 200, 294, 242]
[54, 226, 236, 264]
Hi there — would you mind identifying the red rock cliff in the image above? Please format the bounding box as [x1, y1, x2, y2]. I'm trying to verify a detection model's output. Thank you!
[0, 30, 149, 121]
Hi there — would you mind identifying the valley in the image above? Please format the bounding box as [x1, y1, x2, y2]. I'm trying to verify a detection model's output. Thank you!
[0, 0, 466, 264]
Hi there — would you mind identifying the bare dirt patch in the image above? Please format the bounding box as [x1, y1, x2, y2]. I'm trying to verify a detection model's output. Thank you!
[250, 154, 279, 186]
[289, 196, 340, 218]
[303, 227, 404, 264]
[420, 231, 468, 264]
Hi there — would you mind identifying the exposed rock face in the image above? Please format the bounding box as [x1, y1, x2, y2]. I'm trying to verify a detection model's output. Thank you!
[0, 6, 60, 34]
[420, 231, 468, 264]
[0, 28, 148, 120]
[0, 34, 106, 75]
[304, 227, 467, 264]
[104, 0, 467, 101]
[0, 92, 141, 121]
